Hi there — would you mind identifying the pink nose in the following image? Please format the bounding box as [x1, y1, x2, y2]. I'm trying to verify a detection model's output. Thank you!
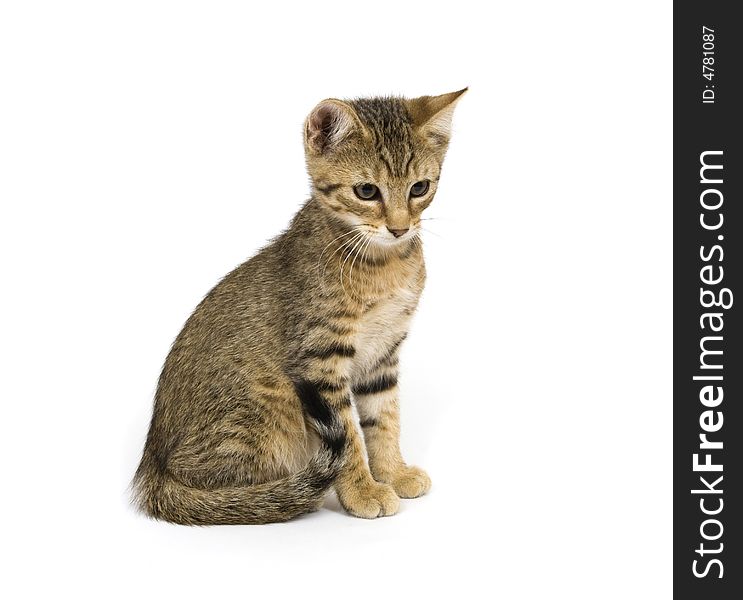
[387, 227, 409, 238]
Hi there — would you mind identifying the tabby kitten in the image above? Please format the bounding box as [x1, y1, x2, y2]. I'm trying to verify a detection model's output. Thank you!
[132, 89, 466, 524]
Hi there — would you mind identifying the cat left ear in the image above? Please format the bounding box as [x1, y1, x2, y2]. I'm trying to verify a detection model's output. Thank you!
[408, 88, 468, 147]
[304, 99, 361, 155]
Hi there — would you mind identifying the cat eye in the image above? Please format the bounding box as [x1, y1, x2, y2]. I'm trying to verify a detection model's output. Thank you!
[354, 183, 380, 200]
[409, 180, 430, 197]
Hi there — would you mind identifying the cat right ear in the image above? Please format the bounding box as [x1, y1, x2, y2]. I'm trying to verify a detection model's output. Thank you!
[408, 88, 468, 148]
[304, 99, 360, 155]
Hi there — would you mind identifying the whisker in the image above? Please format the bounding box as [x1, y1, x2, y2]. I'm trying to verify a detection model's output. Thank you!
[412, 234, 426, 286]
[366, 235, 378, 284]
[317, 227, 363, 271]
[348, 232, 372, 291]
[321, 231, 366, 282]
[339, 233, 368, 295]
[418, 225, 444, 240]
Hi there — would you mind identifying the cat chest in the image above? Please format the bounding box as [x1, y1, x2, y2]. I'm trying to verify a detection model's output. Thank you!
[350, 288, 419, 377]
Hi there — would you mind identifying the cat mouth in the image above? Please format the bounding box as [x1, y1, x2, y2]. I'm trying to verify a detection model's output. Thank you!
[373, 230, 416, 247]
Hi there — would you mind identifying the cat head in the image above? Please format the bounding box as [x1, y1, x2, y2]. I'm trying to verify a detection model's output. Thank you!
[304, 89, 466, 246]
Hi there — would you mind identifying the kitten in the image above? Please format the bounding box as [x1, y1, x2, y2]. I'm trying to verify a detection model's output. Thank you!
[132, 89, 466, 524]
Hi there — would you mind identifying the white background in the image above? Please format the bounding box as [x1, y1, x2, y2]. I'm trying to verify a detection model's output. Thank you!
[1, 1, 671, 598]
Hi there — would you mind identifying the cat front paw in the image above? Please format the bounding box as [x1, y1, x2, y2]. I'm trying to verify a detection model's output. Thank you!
[337, 479, 400, 519]
[390, 465, 431, 499]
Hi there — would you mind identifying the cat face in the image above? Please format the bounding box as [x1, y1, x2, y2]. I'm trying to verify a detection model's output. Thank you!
[304, 90, 466, 247]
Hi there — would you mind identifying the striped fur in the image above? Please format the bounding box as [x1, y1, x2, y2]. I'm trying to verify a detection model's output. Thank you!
[132, 90, 465, 524]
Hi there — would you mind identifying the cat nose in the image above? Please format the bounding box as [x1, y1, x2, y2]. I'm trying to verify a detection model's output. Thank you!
[387, 227, 409, 238]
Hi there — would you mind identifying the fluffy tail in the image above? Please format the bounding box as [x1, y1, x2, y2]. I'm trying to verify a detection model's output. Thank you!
[131, 420, 346, 526]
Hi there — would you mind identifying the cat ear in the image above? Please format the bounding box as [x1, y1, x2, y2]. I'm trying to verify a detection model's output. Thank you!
[304, 99, 361, 155]
[408, 88, 468, 147]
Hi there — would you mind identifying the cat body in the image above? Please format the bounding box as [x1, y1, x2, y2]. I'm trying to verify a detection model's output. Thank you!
[133, 90, 465, 524]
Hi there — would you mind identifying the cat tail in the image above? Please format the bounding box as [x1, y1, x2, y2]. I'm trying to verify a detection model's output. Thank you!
[131, 413, 346, 525]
